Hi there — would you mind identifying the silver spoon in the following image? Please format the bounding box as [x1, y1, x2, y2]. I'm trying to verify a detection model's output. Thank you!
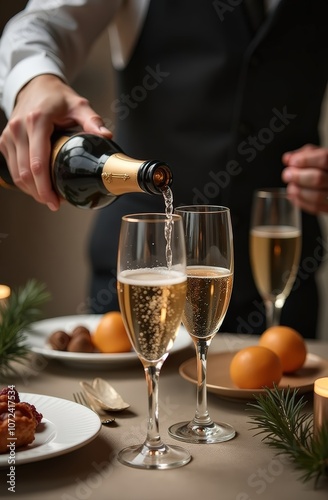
[80, 378, 130, 412]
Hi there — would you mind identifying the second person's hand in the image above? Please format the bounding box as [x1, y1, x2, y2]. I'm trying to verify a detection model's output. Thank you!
[281, 143, 328, 215]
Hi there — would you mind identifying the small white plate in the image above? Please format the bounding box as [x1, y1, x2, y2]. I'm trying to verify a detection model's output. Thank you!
[27, 315, 192, 368]
[0, 393, 101, 467]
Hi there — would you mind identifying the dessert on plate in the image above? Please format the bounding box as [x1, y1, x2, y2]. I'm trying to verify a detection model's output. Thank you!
[0, 387, 43, 453]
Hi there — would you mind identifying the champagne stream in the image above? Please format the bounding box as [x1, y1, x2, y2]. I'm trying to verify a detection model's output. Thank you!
[163, 186, 173, 269]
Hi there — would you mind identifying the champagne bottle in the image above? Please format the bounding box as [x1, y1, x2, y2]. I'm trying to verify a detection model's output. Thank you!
[0, 132, 173, 209]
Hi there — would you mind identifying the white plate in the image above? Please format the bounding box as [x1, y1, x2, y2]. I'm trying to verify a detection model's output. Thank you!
[27, 315, 192, 368]
[0, 393, 101, 467]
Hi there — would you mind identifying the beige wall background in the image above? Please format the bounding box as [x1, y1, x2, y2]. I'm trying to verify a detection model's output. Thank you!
[0, 4, 327, 339]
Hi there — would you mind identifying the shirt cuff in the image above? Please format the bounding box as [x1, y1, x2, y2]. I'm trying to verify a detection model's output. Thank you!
[2, 52, 67, 118]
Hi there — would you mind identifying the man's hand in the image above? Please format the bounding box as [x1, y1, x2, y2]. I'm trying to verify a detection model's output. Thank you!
[0, 75, 112, 210]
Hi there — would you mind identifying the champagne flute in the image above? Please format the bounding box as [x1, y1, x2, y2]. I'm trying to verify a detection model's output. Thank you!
[249, 188, 302, 328]
[168, 205, 235, 444]
[117, 212, 191, 469]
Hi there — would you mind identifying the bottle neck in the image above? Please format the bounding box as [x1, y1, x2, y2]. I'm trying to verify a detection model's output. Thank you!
[101, 154, 172, 195]
[101, 153, 146, 195]
[137, 160, 172, 194]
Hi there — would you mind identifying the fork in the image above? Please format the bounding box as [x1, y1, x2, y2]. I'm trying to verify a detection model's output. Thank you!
[73, 392, 115, 426]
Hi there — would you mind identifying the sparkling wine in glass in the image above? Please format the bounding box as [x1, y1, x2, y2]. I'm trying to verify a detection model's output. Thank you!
[117, 212, 191, 469]
[168, 205, 236, 444]
[249, 188, 302, 328]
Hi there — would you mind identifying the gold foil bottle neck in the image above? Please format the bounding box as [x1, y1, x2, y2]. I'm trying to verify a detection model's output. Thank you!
[101, 172, 131, 183]
[101, 153, 144, 195]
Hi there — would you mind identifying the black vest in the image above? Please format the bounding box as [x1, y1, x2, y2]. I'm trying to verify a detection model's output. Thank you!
[89, 0, 328, 337]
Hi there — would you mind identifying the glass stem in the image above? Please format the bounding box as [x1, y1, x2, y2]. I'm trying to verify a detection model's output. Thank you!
[265, 300, 283, 328]
[144, 363, 163, 449]
[193, 338, 212, 425]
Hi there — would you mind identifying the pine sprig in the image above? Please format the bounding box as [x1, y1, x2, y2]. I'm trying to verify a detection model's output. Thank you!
[0, 280, 50, 379]
[248, 385, 328, 487]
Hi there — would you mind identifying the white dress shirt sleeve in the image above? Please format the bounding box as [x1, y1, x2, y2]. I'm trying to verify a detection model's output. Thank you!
[0, 0, 122, 117]
[108, 0, 150, 69]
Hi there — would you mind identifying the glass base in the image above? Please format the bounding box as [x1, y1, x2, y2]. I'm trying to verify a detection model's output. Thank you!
[168, 420, 236, 444]
[117, 442, 191, 469]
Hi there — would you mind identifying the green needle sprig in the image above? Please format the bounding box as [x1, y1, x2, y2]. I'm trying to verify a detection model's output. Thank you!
[0, 279, 50, 379]
[248, 385, 328, 487]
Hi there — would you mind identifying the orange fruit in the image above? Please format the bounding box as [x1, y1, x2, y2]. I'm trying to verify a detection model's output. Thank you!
[259, 326, 307, 373]
[92, 312, 132, 353]
[230, 346, 282, 389]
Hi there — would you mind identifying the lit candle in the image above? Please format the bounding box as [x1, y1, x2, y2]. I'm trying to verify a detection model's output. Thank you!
[0, 284, 10, 302]
[0, 284, 10, 322]
[314, 377, 328, 436]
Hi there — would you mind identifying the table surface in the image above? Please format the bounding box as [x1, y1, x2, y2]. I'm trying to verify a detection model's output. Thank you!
[1, 333, 327, 500]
